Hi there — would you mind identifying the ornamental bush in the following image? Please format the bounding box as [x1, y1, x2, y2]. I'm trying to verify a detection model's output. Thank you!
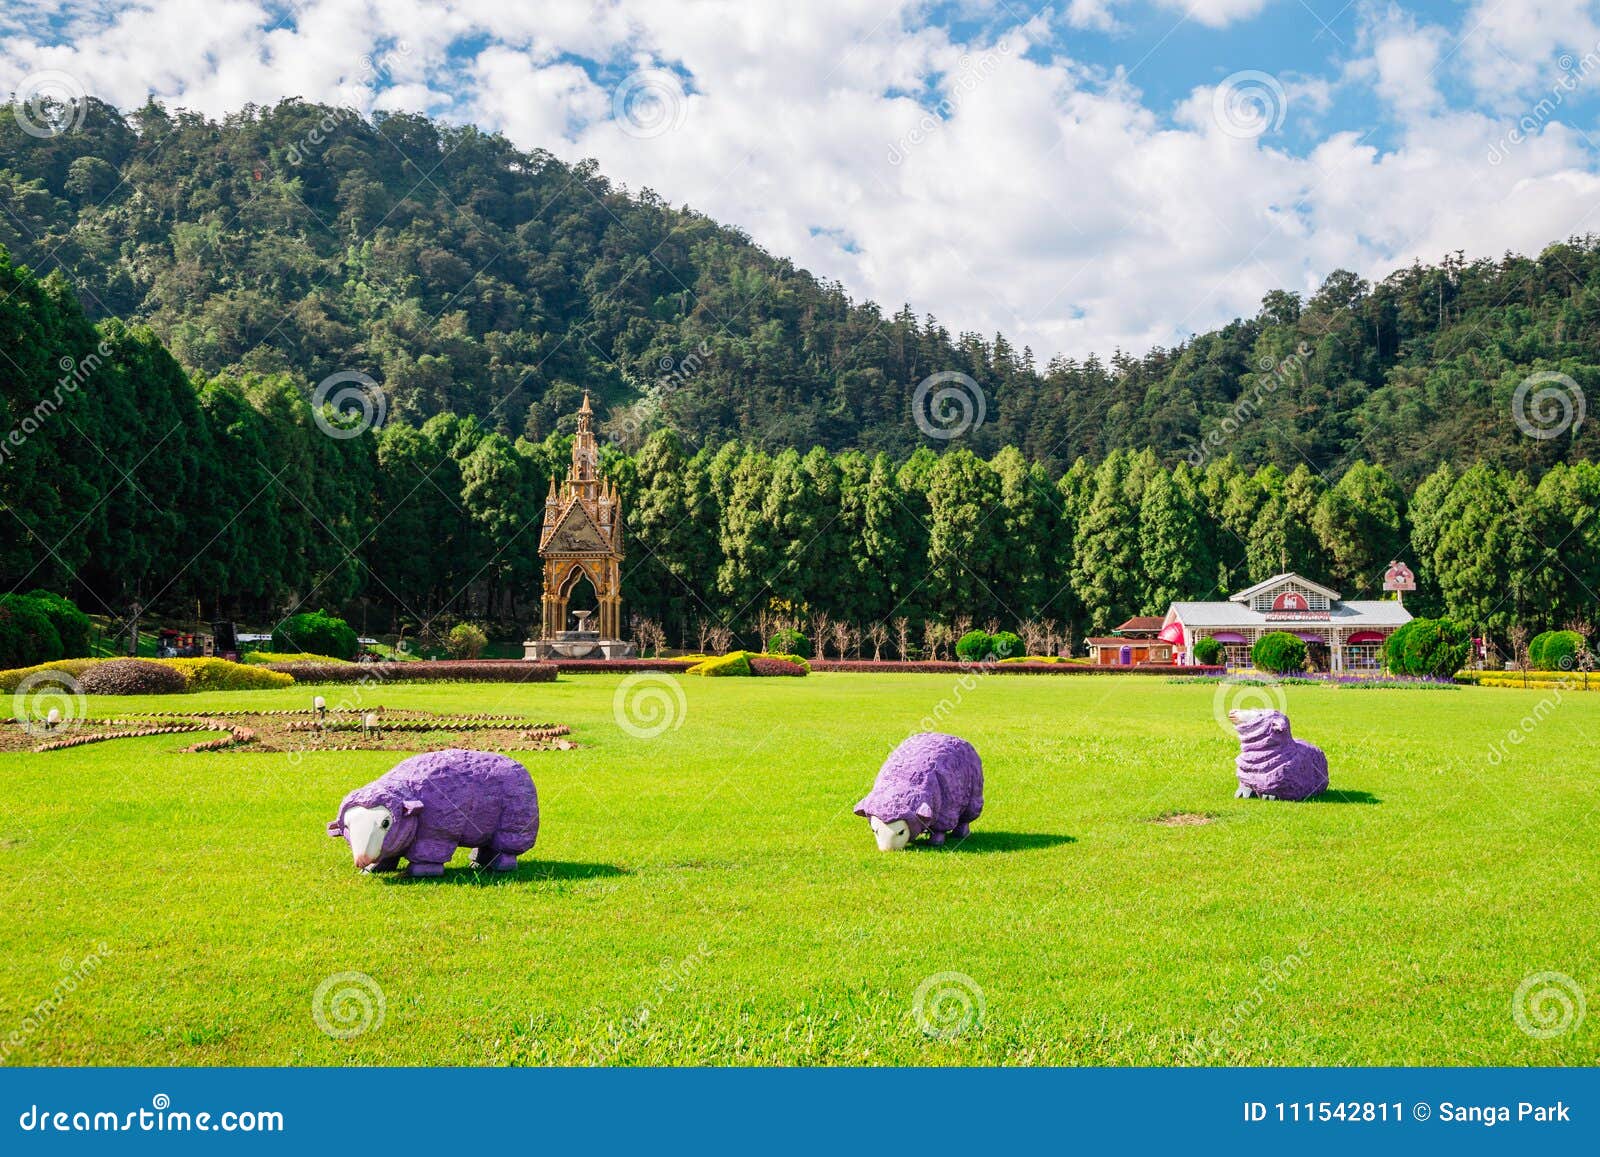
[1396, 617, 1472, 679]
[749, 655, 808, 676]
[1251, 631, 1307, 674]
[78, 659, 187, 695]
[0, 595, 64, 669]
[988, 630, 1024, 660]
[445, 622, 489, 659]
[25, 591, 92, 657]
[1192, 636, 1224, 666]
[240, 651, 352, 665]
[160, 658, 294, 692]
[261, 660, 556, 683]
[1383, 620, 1420, 673]
[954, 629, 993, 663]
[689, 651, 754, 676]
[1528, 630, 1551, 669]
[1532, 629, 1584, 671]
[0, 658, 102, 694]
[765, 628, 811, 659]
[271, 610, 357, 661]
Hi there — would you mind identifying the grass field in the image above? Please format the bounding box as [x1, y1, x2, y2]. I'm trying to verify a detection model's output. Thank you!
[2, 672, 1595, 1066]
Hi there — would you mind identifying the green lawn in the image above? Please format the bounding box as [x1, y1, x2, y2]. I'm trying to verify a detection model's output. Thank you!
[2, 673, 1595, 1066]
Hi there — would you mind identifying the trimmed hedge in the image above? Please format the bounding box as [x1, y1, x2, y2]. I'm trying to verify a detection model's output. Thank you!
[765, 629, 811, 659]
[26, 591, 92, 657]
[263, 660, 557, 683]
[160, 658, 295, 692]
[240, 651, 352, 665]
[0, 658, 102, 693]
[1192, 636, 1224, 666]
[271, 610, 357, 661]
[1251, 632, 1307, 674]
[688, 651, 809, 677]
[78, 659, 188, 695]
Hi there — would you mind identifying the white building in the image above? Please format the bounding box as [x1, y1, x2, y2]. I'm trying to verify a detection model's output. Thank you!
[1160, 573, 1411, 672]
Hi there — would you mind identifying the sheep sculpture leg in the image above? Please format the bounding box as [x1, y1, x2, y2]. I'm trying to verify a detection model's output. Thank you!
[470, 845, 520, 872]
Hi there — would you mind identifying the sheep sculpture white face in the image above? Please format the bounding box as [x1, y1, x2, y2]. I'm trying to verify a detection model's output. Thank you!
[869, 817, 911, 852]
[341, 804, 394, 869]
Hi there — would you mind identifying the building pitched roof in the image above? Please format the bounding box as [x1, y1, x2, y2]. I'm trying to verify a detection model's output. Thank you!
[1228, 572, 1342, 603]
[1085, 636, 1171, 648]
[542, 498, 610, 553]
[1115, 616, 1165, 634]
[1167, 599, 1411, 629]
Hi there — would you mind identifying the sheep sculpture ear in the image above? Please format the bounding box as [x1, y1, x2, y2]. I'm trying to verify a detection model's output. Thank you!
[402, 799, 424, 816]
[915, 802, 934, 820]
[326, 819, 345, 838]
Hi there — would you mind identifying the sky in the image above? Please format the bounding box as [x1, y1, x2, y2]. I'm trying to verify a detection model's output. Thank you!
[3, 0, 1600, 362]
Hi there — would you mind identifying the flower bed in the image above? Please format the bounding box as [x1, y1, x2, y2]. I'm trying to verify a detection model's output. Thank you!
[262, 660, 558, 683]
[549, 658, 699, 673]
[809, 660, 1223, 675]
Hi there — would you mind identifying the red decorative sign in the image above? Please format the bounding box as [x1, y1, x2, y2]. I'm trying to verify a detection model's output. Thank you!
[1265, 611, 1330, 622]
[1383, 562, 1416, 592]
[1271, 590, 1311, 612]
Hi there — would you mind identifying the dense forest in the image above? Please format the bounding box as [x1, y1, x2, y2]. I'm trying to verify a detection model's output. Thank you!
[3, 246, 1595, 650]
[2, 98, 1599, 481]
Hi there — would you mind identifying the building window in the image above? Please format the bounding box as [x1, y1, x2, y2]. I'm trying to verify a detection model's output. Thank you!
[1224, 643, 1252, 668]
[1344, 645, 1381, 670]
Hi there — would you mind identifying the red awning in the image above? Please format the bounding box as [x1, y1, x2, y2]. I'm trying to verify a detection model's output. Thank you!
[1346, 630, 1386, 644]
[1294, 631, 1325, 643]
[1210, 632, 1247, 644]
[1158, 621, 1185, 644]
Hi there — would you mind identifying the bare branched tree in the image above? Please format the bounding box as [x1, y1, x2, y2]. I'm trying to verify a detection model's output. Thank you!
[952, 614, 973, 642]
[1509, 624, 1530, 688]
[830, 620, 857, 661]
[1018, 618, 1044, 658]
[866, 621, 889, 661]
[810, 611, 833, 659]
[696, 618, 713, 654]
[893, 616, 911, 662]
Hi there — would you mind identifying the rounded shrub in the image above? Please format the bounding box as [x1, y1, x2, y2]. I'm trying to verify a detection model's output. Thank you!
[1396, 617, 1472, 679]
[79, 659, 187, 695]
[688, 651, 755, 676]
[765, 628, 811, 659]
[1383, 620, 1419, 673]
[445, 622, 488, 659]
[160, 658, 295, 691]
[988, 630, 1024, 660]
[749, 655, 808, 676]
[1192, 636, 1224, 666]
[0, 595, 64, 669]
[272, 610, 357, 660]
[1534, 629, 1584, 671]
[1528, 630, 1551, 669]
[955, 629, 993, 663]
[26, 591, 92, 657]
[1251, 631, 1307, 674]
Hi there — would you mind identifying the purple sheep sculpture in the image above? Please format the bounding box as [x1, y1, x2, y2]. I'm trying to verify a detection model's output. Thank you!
[1229, 708, 1328, 801]
[854, 732, 984, 851]
[326, 749, 539, 876]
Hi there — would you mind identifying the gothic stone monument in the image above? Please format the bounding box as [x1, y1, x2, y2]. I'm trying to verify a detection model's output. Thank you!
[524, 393, 635, 660]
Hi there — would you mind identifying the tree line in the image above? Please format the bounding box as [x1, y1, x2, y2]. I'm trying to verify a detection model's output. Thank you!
[4, 247, 1595, 652]
[2, 98, 1599, 483]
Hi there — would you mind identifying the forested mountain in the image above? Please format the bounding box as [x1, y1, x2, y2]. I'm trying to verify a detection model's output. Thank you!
[2, 98, 1599, 481]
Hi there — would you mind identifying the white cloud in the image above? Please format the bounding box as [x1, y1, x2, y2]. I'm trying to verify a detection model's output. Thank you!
[1, 0, 1599, 363]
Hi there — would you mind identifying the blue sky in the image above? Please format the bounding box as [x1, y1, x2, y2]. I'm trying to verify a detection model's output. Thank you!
[4, 1, 1600, 359]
